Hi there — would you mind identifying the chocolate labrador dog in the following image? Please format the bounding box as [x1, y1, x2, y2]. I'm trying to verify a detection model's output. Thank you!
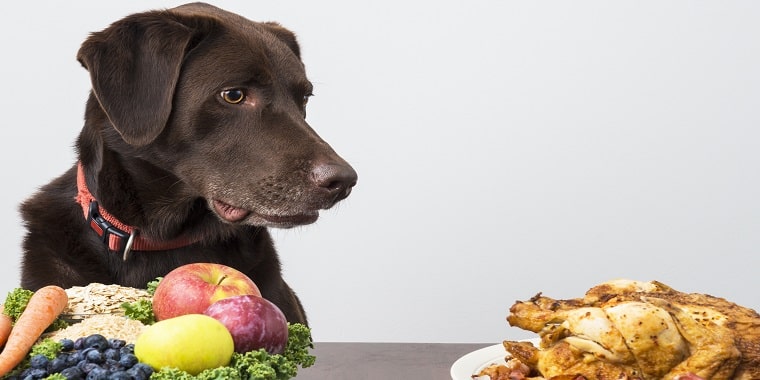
[18, 2, 356, 324]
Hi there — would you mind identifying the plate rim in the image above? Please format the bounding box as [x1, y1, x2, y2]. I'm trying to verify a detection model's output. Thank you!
[450, 339, 539, 380]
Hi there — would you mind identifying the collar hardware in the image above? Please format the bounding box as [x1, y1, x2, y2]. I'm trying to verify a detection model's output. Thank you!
[87, 200, 133, 260]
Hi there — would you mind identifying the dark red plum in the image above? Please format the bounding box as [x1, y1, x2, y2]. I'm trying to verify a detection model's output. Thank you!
[204, 295, 289, 354]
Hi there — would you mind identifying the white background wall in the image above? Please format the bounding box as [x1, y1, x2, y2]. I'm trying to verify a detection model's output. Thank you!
[1, 1, 758, 344]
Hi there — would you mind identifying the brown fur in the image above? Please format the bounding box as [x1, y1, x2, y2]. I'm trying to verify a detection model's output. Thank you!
[19, 3, 357, 325]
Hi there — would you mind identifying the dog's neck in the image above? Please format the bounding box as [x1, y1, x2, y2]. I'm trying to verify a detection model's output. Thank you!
[75, 161, 203, 260]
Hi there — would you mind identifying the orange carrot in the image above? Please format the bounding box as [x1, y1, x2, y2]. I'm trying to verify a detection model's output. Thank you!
[0, 285, 68, 376]
[0, 305, 11, 348]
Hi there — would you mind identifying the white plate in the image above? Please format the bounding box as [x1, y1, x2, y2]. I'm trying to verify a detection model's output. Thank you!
[450, 339, 539, 380]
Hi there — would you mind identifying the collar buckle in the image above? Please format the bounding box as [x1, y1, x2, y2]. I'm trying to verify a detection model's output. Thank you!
[87, 201, 132, 260]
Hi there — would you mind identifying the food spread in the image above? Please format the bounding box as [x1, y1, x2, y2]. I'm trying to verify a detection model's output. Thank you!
[0, 263, 315, 379]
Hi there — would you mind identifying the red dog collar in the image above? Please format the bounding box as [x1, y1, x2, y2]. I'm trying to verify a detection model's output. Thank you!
[75, 162, 200, 260]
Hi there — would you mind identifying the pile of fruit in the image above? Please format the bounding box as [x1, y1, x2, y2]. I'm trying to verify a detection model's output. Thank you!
[0, 263, 315, 380]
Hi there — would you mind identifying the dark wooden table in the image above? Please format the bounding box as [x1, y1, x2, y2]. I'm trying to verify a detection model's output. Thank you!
[294, 342, 492, 380]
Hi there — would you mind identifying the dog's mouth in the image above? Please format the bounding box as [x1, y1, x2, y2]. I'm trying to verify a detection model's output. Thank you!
[212, 199, 318, 227]
[212, 200, 251, 222]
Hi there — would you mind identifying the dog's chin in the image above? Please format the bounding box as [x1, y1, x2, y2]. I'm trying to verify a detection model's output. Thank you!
[250, 211, 319, 228]
[211, 199, 318, 228]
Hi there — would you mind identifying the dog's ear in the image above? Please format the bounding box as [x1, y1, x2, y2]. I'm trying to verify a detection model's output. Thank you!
[261, 22, 301, 58]
[77, 11, 212, 146]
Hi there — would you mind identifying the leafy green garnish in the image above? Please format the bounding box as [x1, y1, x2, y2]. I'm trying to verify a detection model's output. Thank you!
[195, 366, 242, 380]
[146, 277, 162, 296]
[2, 288, 34, 321]
[121, 299, 156, 325]
[149, 367, 195, 380]
[30, 338, 63, 360]
[121, 277, 161, 325]
[282, 322, 316, 369]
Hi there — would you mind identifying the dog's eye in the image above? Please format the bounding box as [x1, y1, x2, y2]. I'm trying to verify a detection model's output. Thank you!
[221, 89, 246, 104]
[302, 93, 313, 107]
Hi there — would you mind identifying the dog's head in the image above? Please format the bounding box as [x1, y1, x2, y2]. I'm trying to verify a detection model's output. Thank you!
[76, 2, 356, 228]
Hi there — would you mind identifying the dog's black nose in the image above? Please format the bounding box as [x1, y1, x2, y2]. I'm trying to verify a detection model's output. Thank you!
[311, 162, 358, 202]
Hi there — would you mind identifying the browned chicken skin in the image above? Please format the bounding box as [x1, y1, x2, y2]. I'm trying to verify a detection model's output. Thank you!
[501, 279, 760, 380]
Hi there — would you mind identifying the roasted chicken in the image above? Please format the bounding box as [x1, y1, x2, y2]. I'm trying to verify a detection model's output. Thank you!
[495, 279, 760, 380]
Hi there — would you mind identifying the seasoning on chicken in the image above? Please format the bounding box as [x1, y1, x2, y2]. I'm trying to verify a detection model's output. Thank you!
[494, 279, 760, 380]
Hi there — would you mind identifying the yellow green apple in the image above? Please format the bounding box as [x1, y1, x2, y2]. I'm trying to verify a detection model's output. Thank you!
[134, 314, 234, 375]
[152, 262, 261, 320]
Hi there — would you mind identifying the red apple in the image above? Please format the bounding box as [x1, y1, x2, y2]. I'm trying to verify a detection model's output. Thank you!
[204, 295, 288, 354]
[152, 263, 261, 321]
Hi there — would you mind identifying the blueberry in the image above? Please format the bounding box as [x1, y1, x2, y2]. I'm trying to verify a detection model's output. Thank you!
[124, 368, 145, 380]
[127, 363, 153, 380]
[29, 354, 49, 369]
[60, 338, 76, 352]
[103, 348, 120, 361]
[78, 348, 95, 361]
[84, 334, 109, 351]
[60, 366, 84, 380]
[65, 352, 81, 367]
[29, 368, 49, 378]
[118, 353, 138, 368]
[87, 366, 108, 380]
[104, 358, 120, 368]
[73, 337, 86, 350]
[85, 349, 104, 364]
[104, 359, 123, 373]
[49, 356, 67, 373]
[107, 339, 126, 349]
[117, 348, 132, 359]
[120, 344, 134, 355]
[77, 360, 99, 373]
[107, 371, 131, 380]
[73, 351, 85, 362]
